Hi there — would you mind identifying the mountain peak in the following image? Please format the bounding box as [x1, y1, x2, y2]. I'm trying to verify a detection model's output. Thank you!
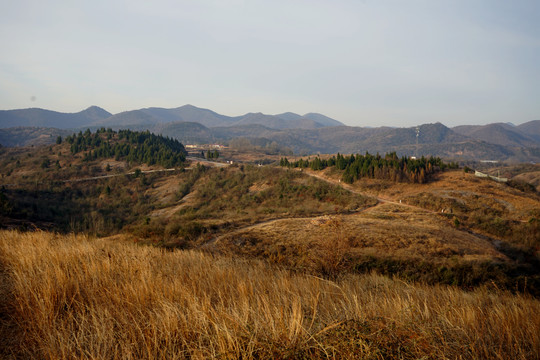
[276, 112, 302, 121]
[302, 113, 343, 127]
[79, 106, 112, 121]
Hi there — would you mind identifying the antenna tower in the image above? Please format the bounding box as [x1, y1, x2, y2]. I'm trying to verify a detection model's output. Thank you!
[415, 126, 420, 158]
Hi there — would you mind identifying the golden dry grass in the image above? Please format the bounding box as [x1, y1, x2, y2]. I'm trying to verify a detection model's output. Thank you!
[1, 230, 539, 359]
[313, 169, 540, 221]
[211, 204, 508, 265]
[513, 170, 540, 192]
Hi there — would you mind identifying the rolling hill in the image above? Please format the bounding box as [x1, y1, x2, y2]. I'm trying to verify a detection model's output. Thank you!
[1, 133, 539, 358]
[98, 105, 345, 130]
[0, 127, 73, 147]
[453, 122, 539, 147]
[1, 104, 346, 131]
[0, 106, 111, 129]
[517, 120, 540, 143]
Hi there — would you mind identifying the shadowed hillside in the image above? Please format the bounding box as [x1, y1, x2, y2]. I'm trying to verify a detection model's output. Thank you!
[1, 133, 540, 358]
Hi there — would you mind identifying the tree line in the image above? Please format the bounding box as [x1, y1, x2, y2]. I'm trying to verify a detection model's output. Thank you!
[65, 128, 187, 168]
[280, 152, 458, 184]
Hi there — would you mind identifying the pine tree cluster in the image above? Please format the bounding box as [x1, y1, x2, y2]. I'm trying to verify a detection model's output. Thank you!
[65, 128, 187, 168]
[280, 152, 458, 184]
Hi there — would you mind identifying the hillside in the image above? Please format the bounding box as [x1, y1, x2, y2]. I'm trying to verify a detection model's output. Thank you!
[0, 129, 187, 232]
[3, 122, 540, 163]
[214, 123, 538, 162]
[2, 140, 538, 293]
[152, 121, 215, 144]
[517, 120, 540, 143]
[0, 127, 73, 147]
[2, 230, 538, 359]
[453, 123, 539, 147]
[1, 139, 540, 358]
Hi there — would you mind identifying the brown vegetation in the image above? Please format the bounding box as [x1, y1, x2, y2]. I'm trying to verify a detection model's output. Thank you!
[130, 165, 376, 247]
[2, 142, 540, 358]
[1, 230, 539, 359]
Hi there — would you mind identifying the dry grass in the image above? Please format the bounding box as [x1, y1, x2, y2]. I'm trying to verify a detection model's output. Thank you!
[212, 205, 507, 264]
[1, 230, 539, 359]
[513, 170, 540, 192]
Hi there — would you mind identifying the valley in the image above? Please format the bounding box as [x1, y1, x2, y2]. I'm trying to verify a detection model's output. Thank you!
[0, 128, 539, 359]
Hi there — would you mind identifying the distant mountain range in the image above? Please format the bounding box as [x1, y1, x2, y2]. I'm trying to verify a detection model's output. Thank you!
[0, 106, 112, 129]
[1, 105, 539, 162]
[0, 104, 343, 130]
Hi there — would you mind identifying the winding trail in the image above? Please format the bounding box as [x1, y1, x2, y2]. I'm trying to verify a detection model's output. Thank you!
[201, 167, 519, 257]
[202, 168, 434, 249]
[201, 203, 380, 249]
[302, 170, 441, 215]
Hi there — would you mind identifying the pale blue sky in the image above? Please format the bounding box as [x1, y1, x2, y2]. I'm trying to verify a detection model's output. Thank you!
[1, 0, 539, 127]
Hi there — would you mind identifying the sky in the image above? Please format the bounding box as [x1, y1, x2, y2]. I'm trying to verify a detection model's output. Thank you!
[1, 0, 539, 127]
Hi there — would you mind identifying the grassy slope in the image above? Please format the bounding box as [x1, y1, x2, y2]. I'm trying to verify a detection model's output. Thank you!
[203, 168, 539, 292]
[129, 164, 376, 247]
[307, 168, 539, 251]
[2, 142, 538, 292]
[1, 230, 539, 359]
[1, 144, 540, 358]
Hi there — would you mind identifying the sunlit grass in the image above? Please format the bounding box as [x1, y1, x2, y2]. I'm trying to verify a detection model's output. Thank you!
[0, 230, 538, 359]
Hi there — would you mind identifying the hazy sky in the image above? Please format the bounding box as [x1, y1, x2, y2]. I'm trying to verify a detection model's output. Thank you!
[1, 0, 539, 127]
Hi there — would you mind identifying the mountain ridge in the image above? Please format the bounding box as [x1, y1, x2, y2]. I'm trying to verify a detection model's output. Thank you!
[1, 105, 345, 131]
[1, 105, 539, 162]
[0, 106, 112, 129]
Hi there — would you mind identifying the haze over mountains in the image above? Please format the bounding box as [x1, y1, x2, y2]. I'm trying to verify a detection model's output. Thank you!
[0, 106, 112, 129]
[1, 105, 539, 162]
[0, 105, 343, 130]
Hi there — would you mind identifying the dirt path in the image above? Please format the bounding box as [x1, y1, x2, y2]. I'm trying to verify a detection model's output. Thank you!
[201, 203, 383, 249]
[63, 168, 180, 183]
[66, 157, 230, 183]
[303, 170, 440, 215]
[202, 168, 514, 257]
[201, 169, 435, 249]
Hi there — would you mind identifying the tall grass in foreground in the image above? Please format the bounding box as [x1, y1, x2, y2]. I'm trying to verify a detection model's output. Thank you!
[0, 230, 538, 359]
